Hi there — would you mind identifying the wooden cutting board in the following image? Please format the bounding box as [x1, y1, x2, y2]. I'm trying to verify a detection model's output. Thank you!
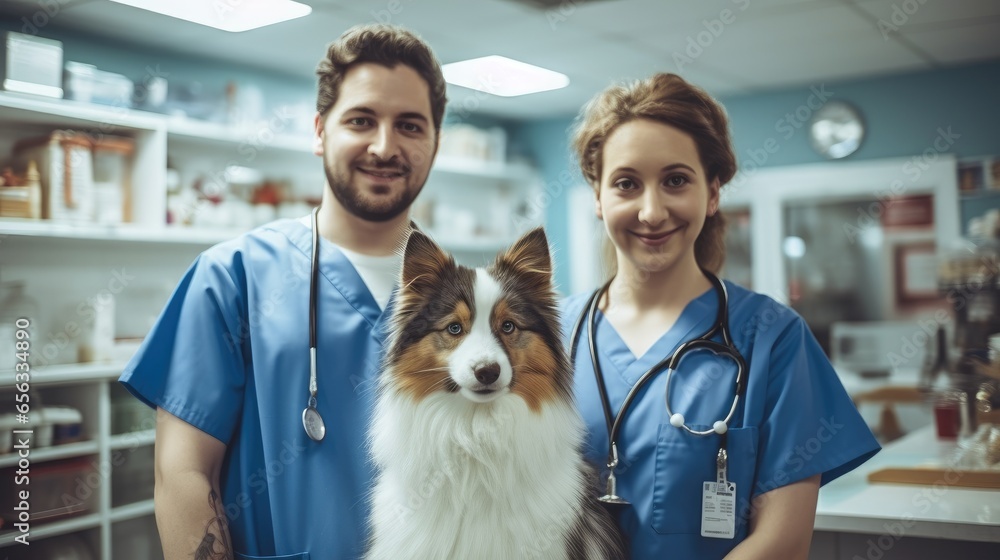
[868, 467, 1000, 489]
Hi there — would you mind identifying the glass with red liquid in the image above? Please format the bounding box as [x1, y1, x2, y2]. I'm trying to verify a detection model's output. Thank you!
[933, 390, 968, 439]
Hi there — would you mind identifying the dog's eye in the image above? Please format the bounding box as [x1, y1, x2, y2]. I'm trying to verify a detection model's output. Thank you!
[501, 321, 516, 334]
[447, 323, 463, 335]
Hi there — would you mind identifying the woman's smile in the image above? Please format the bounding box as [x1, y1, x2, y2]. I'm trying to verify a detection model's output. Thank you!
[631, 226, 682, 247]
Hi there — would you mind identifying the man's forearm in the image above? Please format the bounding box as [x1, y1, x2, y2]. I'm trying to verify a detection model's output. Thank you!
[155, 474, 233, 560]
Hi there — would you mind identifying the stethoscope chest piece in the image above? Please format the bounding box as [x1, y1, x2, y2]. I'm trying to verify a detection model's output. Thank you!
[598, 471, 630, 506]
[302, 396, 326, 442]
[597, 443, 630, 506]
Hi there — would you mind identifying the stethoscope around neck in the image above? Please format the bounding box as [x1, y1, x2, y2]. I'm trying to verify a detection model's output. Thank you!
[569, 271, 748, 505]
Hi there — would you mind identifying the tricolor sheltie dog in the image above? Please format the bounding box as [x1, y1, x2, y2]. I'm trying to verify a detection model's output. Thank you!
[365, 228, 626, 560]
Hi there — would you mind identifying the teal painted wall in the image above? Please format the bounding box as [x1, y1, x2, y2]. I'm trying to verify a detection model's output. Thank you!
[511, 60, 1000, 294]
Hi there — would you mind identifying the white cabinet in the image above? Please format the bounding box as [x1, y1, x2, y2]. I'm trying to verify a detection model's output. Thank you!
[718, 155, 961, 305]
[0, 91, 541, 256]
[0, 91, 540, 557]
[0, 364, 159, 559]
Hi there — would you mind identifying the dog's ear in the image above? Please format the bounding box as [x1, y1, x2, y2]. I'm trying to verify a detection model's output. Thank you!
[495, 227, 552, 289]
[401, 229, 452, 292]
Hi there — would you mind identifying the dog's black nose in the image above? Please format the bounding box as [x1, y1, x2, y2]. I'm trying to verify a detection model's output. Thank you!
[474, 363, 500, 385]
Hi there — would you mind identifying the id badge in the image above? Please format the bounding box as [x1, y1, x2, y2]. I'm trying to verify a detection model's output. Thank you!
[701, 480, 736, 538]
[701, 447, 736, 539]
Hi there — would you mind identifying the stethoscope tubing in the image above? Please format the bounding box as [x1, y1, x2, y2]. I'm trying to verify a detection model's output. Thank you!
[301, 208, 326, 442]
[570, 271, 748, 469]
[309, 207, 320, 398]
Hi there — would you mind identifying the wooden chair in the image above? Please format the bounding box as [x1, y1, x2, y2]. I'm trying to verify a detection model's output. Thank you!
[852, 386, 925, 443]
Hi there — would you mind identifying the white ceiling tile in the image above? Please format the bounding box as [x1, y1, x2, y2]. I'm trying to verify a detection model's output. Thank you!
[851, 0, 1000, 28]
[331, 0, 530, 34]
[543, 0, 724, 35]
[0, 0, 993, 119]
[418, 17, 601, 79]
[518, 37, 662, 82]
[631, 1, 874, 58]
[901, 19, 1000, 64]
[629, 1, 931, 90]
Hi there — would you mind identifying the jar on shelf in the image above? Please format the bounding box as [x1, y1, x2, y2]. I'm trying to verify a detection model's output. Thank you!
[937, 238, 1000, 289]
[0, 160, 42, 219]
[12, 130, 94, 222]
[92, 135, 134, 224]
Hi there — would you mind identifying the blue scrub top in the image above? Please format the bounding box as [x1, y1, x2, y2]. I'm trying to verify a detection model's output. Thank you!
[561, 281, 880, 559]
[121, 218, 389, 560]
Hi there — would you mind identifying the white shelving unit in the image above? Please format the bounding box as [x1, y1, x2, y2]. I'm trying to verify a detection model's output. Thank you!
[0, 91, 541, 253]
[0, 91, 541, 558]
[0, 363, 158, 558]
[0, 217, 247, 245]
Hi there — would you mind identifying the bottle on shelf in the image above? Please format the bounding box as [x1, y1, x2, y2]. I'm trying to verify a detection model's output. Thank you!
[0, 281, 40, 370]
[919, 326, 950, 389]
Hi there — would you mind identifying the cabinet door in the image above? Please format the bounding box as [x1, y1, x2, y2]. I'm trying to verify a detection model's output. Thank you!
[722, 207, 752, 290]
[781, 195, 940, 358]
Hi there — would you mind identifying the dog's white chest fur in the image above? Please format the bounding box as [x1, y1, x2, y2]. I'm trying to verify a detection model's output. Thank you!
[366, 392, 588, 560]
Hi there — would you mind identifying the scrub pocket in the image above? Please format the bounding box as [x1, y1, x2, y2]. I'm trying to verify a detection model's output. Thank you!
[235, 553, 310, 560]
[650, 424, 758, 536]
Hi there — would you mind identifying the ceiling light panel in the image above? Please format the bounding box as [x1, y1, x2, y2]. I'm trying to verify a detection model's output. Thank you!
[442, 55, 570, 97]
[108, 0, 312, 32]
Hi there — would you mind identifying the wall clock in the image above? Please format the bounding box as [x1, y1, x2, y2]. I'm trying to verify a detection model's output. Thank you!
[808, 100, 865, 159]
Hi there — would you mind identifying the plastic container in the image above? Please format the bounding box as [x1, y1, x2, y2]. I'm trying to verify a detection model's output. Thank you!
[77, 292, 115, 363]
[0, 281, 40, 371]
[1, 31, 63, 98]
[63, 61, 134, 107]
[44, 406, 84, 445]
[0, 456, 98, 523]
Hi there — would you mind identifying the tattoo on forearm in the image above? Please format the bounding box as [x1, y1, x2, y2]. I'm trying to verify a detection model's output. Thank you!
[194, 489, 232, 560]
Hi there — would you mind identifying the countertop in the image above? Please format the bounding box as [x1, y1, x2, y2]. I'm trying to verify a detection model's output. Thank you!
[815, 424, 1000, 543]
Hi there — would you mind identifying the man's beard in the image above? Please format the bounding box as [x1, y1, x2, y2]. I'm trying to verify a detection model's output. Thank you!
[325, 161, 420, 223]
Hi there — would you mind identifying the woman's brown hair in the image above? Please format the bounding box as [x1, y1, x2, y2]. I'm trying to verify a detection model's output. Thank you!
[571, 73, 736, 273]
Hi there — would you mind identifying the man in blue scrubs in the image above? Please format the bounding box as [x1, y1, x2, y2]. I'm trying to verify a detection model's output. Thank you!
[119, 24, 447, 559]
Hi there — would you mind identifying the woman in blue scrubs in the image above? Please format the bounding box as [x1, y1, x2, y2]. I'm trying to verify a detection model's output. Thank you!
[119, 24, 447, 559]
[563, 73, 881, 559]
